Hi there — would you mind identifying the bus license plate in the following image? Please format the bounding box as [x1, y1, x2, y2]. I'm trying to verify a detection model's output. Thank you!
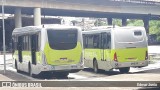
[131, 62, 138, 65]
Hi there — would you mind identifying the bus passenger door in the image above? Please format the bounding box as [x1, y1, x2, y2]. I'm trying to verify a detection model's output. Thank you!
[101, 32, 112, 70]
[18, 36, 23, 63]
[101, 33, 106, 61]
[31, 34, 37, 65]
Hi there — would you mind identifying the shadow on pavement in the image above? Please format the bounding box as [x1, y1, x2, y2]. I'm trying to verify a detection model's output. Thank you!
[82, 68, 121, 76]
[34, 74, 75, 80]
[16, 70, 75, 80]
[0, 70, 32, 81]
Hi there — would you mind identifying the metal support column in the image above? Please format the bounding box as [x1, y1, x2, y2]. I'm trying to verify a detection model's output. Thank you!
[122, 18, 127, 26]
[143, 17, 149, 35]
[2, 0, 6, 74]
[14, 8, 22, 28]
[34, 8, 41, 26]
[107, 18, 112, 25]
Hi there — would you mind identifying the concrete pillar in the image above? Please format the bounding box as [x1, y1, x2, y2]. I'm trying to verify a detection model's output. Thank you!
[143, 17, 149, 34]
[34, 8, 41, 26]
[14, 8, 22, 28]
[107, 18, 112, 25]
[122, 18, 127, 26]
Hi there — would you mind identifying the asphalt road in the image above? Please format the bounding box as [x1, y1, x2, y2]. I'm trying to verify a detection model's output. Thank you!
[0, 60, 160, 90]
[0, 59, 160, 80]
[0, 45, 160, 89]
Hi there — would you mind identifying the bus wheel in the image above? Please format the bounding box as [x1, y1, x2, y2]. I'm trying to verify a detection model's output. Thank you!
[15, 60, 17, 69]
[119, 67, 130, 73]
[15, 60, 21, 73]
[28, 63, 33, 77]
[54, 72, 69, 79]
[93, 60, 99, 73]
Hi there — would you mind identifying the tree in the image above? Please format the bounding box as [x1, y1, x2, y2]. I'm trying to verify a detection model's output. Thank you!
[127, 19, 160, 41]
[94, 18, 107, 26]
[150, 20, 160, 41]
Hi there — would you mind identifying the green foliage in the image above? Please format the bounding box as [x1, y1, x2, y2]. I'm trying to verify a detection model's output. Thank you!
[94, 19, 107, 26]
[149, 20, 160, 35]
[127, 19, 160, 41]
[113, 19, 121, 26]
[94, 18, 160, 41]
[127, 19, 143, 26]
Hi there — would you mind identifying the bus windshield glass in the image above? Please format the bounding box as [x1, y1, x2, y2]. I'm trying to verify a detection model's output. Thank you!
[47, 29, 78, 50]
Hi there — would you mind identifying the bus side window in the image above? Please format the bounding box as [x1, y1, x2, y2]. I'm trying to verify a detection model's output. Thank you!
[101, 33, 107, 49]
[31, 34, 39, 51]
[83, 35, 86, 48]
[12, 38, 15, 53]
[106, 33, 111, 49]
[102, 33, 111, 49]
[18, 36, 23, 50]
[85, 35, 89, 48]
[14, 36, 18, 50]
[88, 35, 94, 48]
[93, 34, 100, 48]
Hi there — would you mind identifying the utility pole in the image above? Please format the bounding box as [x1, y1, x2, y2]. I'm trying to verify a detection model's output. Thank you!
[2, 0, 6, 74]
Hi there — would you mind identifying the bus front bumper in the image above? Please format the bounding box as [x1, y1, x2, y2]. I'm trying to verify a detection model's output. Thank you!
[112, 60, 148, 68]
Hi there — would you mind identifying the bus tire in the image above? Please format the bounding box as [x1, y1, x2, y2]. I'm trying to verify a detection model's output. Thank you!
[93, 60, 99, 73]
[28, 63, 33, 77]
[119, 67, 130, 73]
[15, 60, 18, 69]
[15, 60, 21, 73]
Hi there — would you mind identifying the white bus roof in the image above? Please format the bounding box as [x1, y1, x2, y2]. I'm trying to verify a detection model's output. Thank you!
[116, 26, 145, 30]
[83, 29, 111, 34]
[12, 24, 81, 35]
[82, 26, 145, 34]
[91, 25, 120, 30]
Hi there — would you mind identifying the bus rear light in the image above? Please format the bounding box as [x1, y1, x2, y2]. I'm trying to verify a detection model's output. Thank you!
[114, 52, 118, 62]
[145, 51, 148, 60]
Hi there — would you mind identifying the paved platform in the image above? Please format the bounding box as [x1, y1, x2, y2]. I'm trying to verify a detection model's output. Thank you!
[0, 54, 12, 65]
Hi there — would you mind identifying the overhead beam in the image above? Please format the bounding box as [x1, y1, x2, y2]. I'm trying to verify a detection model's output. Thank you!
[0, 0, 160, 15]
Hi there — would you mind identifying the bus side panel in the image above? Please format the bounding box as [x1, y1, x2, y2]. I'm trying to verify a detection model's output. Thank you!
[22, 51, 31, 63]
[84, 48, 113, 70]
[103, 49, 113, 70]
[36, 52, 42, 64]
[84, 49, 101, 68]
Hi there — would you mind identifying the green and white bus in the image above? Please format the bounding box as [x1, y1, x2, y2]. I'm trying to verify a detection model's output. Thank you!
[12, 24, 83, 77]
[83, 26, 148, 73]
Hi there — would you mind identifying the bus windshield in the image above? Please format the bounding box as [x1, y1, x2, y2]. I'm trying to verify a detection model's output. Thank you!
[47, 29, 78, 50]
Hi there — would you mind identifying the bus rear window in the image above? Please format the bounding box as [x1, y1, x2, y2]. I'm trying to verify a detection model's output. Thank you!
[47, 29, 78, 50]
[115, 30, 144, 42]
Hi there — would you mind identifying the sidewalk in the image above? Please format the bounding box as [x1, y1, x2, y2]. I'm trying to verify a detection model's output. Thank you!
[148, 45, 160, 54]
[0, 70, 33, 81]
[0, 54, 12, 65]
[0, 54, 32, 81]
